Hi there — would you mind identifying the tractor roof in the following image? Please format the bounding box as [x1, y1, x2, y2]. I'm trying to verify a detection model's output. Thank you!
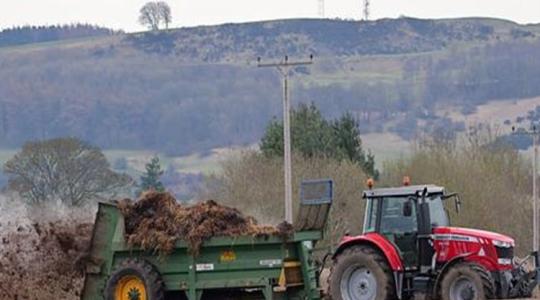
[363, 185, 445, 199]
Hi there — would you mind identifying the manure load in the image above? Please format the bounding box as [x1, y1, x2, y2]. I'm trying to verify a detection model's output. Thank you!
[81, 180, 333, 300]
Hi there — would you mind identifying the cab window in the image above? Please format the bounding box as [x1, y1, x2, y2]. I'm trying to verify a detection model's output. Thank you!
[380, 197, 418, 234]
[363, 198, 379, 233]
[428, 195, 450, 227]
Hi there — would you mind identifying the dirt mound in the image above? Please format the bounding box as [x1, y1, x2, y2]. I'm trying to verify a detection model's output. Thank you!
[0, 199, 93, 300]
[119, 191, 291, 255]
[0, 194, 94, 300]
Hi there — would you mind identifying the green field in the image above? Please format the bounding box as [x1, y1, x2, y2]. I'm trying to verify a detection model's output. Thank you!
[360, 133, 412, 167]
[0, 150, 16, 167]
[0, 148, 229, 178]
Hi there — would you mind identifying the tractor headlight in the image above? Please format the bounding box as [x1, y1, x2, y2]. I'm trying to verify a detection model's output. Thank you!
[492, 240, 513, 248]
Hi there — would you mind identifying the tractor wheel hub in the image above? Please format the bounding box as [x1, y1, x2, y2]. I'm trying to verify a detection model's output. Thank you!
[115, 275, 146, 300]
[450, 276, 477, 300]
[341, 266, 377, 300]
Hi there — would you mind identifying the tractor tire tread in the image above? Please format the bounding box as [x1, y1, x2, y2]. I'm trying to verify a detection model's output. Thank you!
[327, 245, 395, 300]
[470, 263, 495, 298]
[439, 262, 494, 300]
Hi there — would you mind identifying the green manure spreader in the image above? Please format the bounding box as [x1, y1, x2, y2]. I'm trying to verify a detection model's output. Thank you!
[81, 180, 333, 300]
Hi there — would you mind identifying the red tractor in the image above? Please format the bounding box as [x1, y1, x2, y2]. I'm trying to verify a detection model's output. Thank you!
[328, 182, 540, 300]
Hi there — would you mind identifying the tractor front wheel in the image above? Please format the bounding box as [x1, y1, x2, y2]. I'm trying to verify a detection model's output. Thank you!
[439, 263, 494, 300]
[104, 258, 165, 300]
[328, 245, 395, 300]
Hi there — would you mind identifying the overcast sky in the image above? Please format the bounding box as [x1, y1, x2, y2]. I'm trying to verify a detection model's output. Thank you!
[1, 0, 539, 32]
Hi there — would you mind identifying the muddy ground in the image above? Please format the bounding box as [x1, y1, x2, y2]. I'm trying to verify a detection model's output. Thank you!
[0, 196, 93, 299]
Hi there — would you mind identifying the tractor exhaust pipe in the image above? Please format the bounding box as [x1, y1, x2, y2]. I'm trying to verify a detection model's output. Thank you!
[534, 250, 540, 284]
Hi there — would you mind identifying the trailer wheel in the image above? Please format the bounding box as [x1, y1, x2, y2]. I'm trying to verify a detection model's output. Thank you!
[328, 245, 395, 300]
[104, 258, 165, 300]
[439, 263, 494, 300]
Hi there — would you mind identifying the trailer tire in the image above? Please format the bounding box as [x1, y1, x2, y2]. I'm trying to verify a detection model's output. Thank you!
[104, 258, 165, 300]
[328, 245, 395, 300]
[439, 263, 494, 300]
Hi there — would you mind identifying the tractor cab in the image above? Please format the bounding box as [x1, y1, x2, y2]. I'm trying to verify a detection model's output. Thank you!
[362, 184, 455, 270]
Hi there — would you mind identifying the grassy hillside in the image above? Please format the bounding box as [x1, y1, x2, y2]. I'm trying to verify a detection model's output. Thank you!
[1, 17, 540, 156]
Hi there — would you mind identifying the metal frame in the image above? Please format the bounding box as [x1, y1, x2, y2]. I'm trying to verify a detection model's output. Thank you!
[296, 179, 333, 232]
[300, 179, 333, 205]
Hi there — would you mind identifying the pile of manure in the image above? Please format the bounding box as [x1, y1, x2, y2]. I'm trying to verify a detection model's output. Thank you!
[118, 191, 292, 256]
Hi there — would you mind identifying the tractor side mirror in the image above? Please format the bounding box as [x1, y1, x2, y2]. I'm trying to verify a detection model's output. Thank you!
[443, 192, 461, 214]
[403, 200, 413, 217]
[455, 195, 461, 214]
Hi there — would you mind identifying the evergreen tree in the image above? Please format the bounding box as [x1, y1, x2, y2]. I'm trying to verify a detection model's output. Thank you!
[138, 155, 165, 195]
[261, 103, 334, 158]
[260, 103, 379, 178]
[333, 112, 379, 179]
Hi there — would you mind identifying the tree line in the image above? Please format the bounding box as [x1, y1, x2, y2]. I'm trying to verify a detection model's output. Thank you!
[0, 24, 116, 48]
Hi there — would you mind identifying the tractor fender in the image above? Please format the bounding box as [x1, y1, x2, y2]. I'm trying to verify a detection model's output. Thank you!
[333, 233, 404, 272]
[431, 252, 498, 298]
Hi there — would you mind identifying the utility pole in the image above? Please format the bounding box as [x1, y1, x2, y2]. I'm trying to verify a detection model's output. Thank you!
[513, 125, 540, 252]
[363, 0, 370, 21]
[318, 0, 325, 18]
[257, 55, 314, 224]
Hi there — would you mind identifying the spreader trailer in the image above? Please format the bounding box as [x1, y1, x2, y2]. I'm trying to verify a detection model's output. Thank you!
[328, 179, 540, 300]
[81, 179, 333, 300]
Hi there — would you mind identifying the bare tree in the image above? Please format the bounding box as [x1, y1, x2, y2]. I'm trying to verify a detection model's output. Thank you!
[3, 137, 132, 206]
[139, 2, 161, 30]
[138, 1, 172, 31]
[158, 2, 172, 29]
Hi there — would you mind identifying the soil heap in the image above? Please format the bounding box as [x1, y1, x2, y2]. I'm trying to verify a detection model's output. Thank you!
[0, 217, 92, 299]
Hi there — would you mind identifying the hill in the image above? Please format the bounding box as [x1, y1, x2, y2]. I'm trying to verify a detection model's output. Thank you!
[1, 17, 540, 155]
[126, 17, 537, 60]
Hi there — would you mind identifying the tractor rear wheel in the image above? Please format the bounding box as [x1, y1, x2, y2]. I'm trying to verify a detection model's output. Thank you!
[104, 258, 165, 300]
[439, 263, 494, 300]
[328, 245, 395, 300]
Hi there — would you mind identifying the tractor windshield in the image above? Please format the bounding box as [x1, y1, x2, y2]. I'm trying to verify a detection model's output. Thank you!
[363, 197, 418, 234]
[362, 193, 450, 234]
[428, 194, 450, 227]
